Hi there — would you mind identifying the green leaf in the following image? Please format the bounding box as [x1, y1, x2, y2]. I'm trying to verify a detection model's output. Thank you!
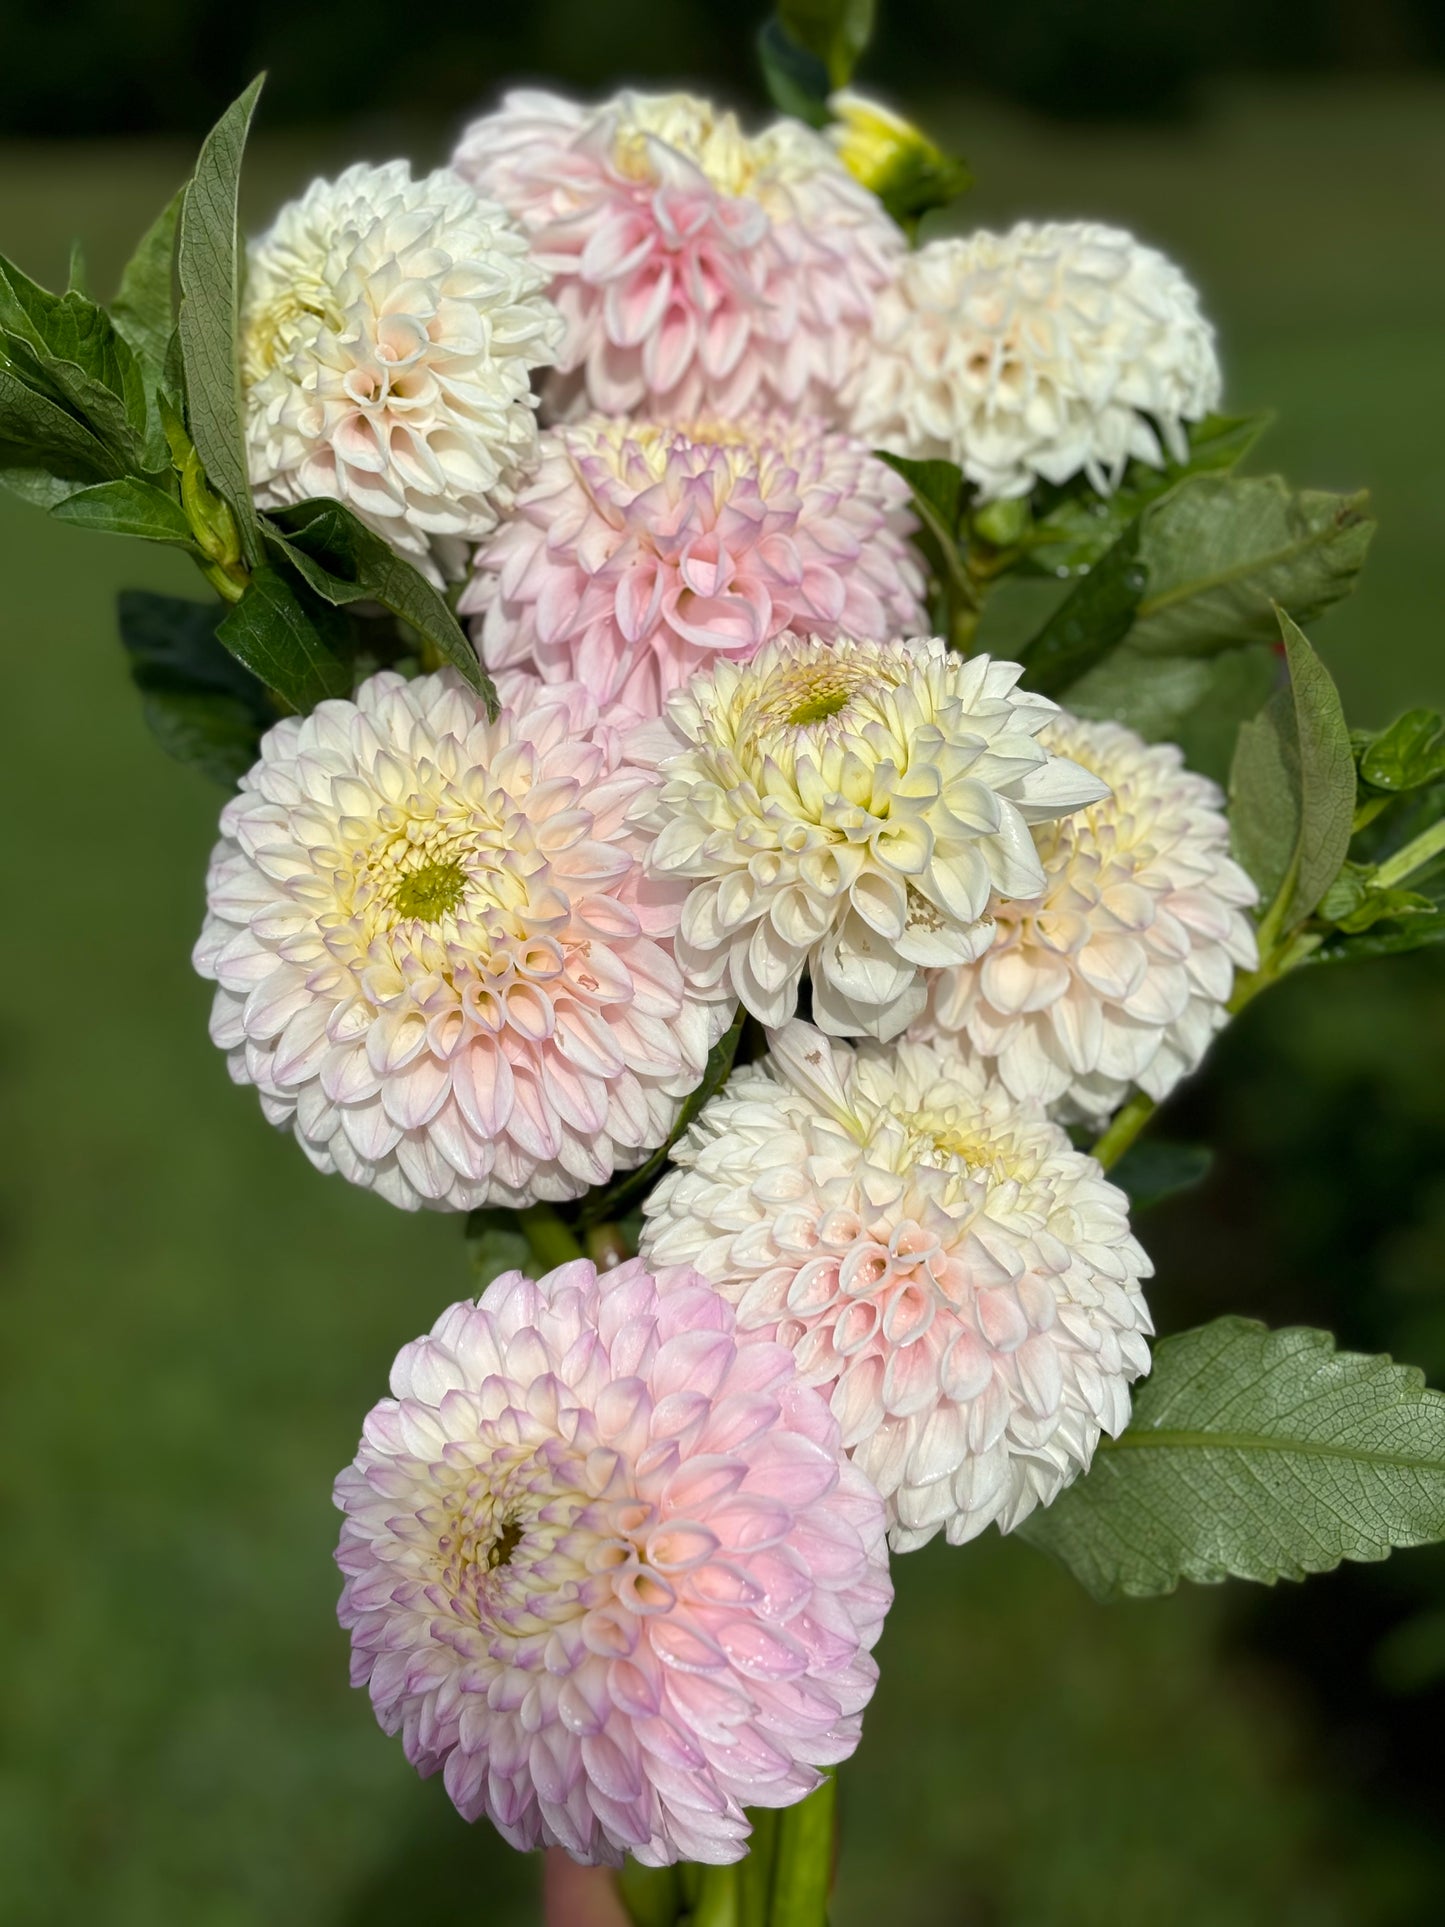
[779, 0, 874, 86]
[1020, 1318, 1445, 1598]
[1314, 905, 1445, 965]
[0, 362, 121, 482]
[878, 452, 962, 534]
[177, 76, 265, 567]
[1025, 413, 1271, 578]
[216, 564, 353, 711]
[1016, 520, 1146, 698]
[263, 496, 488, 702]
[111, 187, 185, 381]
[52, 477, 194, 545]
[1229, 610, 1354, 928]
[758, 17, 831, 126]
[1316, 861, 1436, 935]
[1356, 708, 1445, 795]
[0, 253, 150, 468]
[875, 451, 974, 622]
[577, 1005, 747, 1228]
[1109, 1139, 1213, 1212]
[116, 588, 274, 787]
[464, 1209, 534, 1289]
[0, 466, 94, 509]
[1126, 475, 1374, 657]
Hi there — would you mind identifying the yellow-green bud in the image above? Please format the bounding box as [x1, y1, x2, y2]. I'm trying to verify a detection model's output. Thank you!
[827, 91, 939, 197]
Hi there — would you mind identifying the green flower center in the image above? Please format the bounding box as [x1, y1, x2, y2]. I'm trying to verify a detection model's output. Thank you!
[487, 1518, 524, 1572]
[788, 688, 853, 726]
[393, 858, 468, 923]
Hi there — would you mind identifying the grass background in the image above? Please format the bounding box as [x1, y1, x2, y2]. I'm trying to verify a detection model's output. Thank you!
[1, 77, 1444, 1925]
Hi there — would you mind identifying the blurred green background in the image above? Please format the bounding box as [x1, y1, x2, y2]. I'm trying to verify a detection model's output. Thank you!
[2, 3, 1444, 1921]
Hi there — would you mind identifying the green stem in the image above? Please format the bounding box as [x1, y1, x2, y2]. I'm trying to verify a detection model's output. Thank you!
[1375, 816, 1445, 889]
[1089, 1089, 1157, 1171]
[738, 1810, 778, 1927]
[1352, 794, 1390, 833]
[768, 1775, 836, 1927]
[691, 1864, 740, 1927]
[518, 1204, 584, 1271]
[200, 557, 247, 603]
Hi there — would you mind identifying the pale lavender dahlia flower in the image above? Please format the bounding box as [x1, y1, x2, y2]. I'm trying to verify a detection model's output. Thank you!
[192, 669, 733, 1211]
[634, 635, 1110, 1039]
[919, 714, 1259, 1122]
[335, 1258, 892, 1864]
[460, 413, 928, 716]
[452, 90, 903, 420]
[640, 1024, 1153, 1549]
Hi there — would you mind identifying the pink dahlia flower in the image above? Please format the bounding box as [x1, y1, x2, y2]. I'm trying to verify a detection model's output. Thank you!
[335, 1258, 892, 1864]
[452, 90, 903, 420]
[460, 413, 928, 715]
[192, 669, 733, 1211]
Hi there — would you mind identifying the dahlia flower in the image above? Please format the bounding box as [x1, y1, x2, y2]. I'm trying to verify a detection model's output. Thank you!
[635, 634, 1109, 1039]
[451, 90, 902, 420]
[460, 413, 927, 716]
[241, 162, 561, 580]
[847, 222, 1221, 499]
[640, 1024, 1153, 1549]
[335, 1258, 892, 1863]
[192, 669, 732, 1212]
[920, 714, 1258, 1121]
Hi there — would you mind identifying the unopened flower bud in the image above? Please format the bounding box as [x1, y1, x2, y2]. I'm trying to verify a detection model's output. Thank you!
[827, 91, 970, 224]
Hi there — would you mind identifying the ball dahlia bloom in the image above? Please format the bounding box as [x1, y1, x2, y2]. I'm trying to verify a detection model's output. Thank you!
[241, 162, 562, 580]
[192, 669, 733, 1211]
[451, 90, 903, 420]
[847, 222, 1221, 499]
[634, 634, 1109, 1039]
[335, 1258, 892, 1863]
[460, 413, 928, 716]
[920, 714, 1259, 1122]
[640, 1024, 1153, 1549]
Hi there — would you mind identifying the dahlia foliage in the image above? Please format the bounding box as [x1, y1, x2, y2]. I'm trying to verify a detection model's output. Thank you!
[9, 10, 1445, 1922]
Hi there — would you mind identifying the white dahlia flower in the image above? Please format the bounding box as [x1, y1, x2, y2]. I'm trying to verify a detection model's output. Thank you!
[634, 635, 1109, 1039]
[192, 669, 732, 1212]
[460, 412, 927, 716]
[640, 1023, 1153, 1549]
[241, 162, 562, 580]
[452, 90, 902, 420]
[920, 714, 1258, 1122]
[848, 223, 1221, 499]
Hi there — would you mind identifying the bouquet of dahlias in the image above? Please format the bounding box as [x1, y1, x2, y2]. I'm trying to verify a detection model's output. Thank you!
[5, 6, 1445, 1920]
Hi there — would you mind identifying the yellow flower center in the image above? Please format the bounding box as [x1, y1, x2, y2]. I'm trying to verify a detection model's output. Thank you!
[611, 96, 762, 195]
[757, 657, 874, 730]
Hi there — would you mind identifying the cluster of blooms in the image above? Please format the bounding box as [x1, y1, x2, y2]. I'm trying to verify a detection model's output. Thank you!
[200, 81, 1253, 1870]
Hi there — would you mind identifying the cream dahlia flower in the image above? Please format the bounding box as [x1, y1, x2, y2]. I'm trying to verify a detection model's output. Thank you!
[848, 223, 1221, 499]
[452, 90, 902, 420]
[460, 413, 927, 716]
[192, 669, 732, 1212]
[634, 635, 1109, 1039]
[336, 1258, 891, 1863]
[241, 162, 562, 580]
[920, 714, 1258, 1122]
[640, 1024, 1153, 1549]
